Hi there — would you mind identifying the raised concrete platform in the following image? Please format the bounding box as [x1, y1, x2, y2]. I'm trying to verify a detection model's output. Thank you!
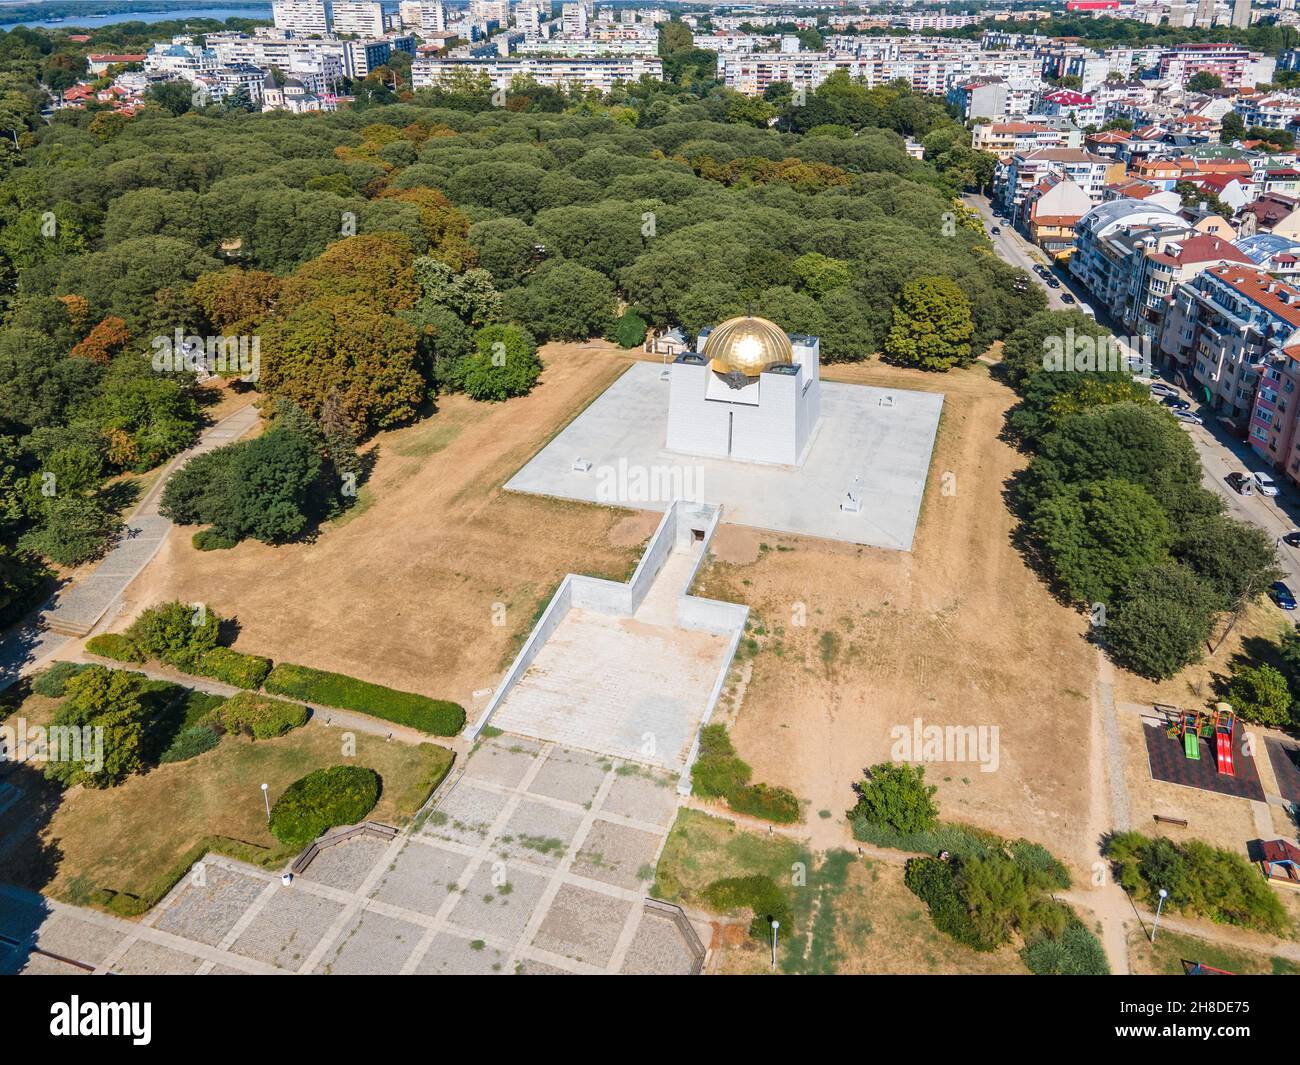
[507, 361, 944, 551]
[471, 501, 747, 787]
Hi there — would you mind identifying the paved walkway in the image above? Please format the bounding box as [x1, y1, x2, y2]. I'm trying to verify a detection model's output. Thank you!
[2, 734, 704, 976]
[0, 405, 260, 687]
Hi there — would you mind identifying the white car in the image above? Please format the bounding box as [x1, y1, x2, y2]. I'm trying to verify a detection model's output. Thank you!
[1171, 410, 1203, 426]
[1254, 471, 1280, 496]
[1149, 383, 1179, 399]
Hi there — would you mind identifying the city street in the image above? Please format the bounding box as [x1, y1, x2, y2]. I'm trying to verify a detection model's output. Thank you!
[965, 192, 1300, 596]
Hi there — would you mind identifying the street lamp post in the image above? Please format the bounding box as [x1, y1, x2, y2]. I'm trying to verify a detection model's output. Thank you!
[1151, 888, 1168, 943]
[261, 782, 270, 821]
[770, 919, 779, 971]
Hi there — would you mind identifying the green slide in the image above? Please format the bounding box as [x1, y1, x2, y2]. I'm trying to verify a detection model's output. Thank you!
[1185, 731, 1200, 760]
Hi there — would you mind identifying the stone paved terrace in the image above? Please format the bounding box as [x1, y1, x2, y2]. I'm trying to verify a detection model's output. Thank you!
[0, 735, 705, 976]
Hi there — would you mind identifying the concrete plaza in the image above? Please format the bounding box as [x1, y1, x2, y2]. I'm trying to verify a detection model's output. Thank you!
[507, 361, 944, 551]
[1, 734, 704, 976]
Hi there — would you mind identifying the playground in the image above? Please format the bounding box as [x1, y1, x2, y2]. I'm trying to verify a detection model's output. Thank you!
[1142, 707, 1266, 803]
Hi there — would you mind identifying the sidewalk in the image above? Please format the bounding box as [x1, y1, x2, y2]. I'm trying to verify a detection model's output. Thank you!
[0, 405, 260, 689]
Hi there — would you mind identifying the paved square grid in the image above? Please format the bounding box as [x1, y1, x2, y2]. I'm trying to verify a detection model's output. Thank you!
[506, 361, 944, 551]
[3, 734, 704, 976]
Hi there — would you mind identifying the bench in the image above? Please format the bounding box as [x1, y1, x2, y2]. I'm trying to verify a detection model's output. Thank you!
[1153, 814, 1189, 828]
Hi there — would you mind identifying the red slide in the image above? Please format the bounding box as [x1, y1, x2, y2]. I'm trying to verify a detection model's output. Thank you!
[1217, 732, 1236, 777]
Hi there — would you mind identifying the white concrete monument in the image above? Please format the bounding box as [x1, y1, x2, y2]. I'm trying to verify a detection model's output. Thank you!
[666, 315, 821, 466]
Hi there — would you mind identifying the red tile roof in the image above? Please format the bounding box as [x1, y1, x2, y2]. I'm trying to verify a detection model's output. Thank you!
[1208, 265, 1300, 328]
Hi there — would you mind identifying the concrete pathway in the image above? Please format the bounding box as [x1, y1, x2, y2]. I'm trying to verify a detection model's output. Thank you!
[0, 405, 260, 688]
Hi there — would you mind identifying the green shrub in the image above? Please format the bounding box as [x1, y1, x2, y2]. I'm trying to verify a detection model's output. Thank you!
[904, 857, 995, 951]
[701, 874, 792, 942]
[269, 765, 381, 847]
[160, 724, 220, 764]
[195, 647, 272, 690]
[727, 783, 801, 824]
[210, 691, 309, 739]
[31, 660, 92, 697]
[849, 762, 939, 834]
[1010, 839, 1072, 890]
[691, 724, 751, 798]
[1106, 831, 1288, 935]
[125, 600, 222, 671]
[851, 817, 999, 859]
[85, 633, 144, 663]
[263, 662, 464, 735]
[193, 529, 239, 551]
[1022, 918, 1110, 976]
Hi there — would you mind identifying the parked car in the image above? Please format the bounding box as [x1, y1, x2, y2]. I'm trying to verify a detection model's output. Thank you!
[1171, 410, 1203, 425]
[1283, 531, 1300, 547]
[1149, 382, 1179, 399]
[1271, 581, 1298, 610]
[1254, 471, 1280, 496]
[1046, 278, 1061, 289]
[1060, 293, 1076, 304]
[991, 225, 1001, 235]
[1163, 397, 1191, 411]
[1227, 472, 1254, 494]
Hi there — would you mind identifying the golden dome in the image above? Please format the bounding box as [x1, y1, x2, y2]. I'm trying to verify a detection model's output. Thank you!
[702, 316, 794, 378]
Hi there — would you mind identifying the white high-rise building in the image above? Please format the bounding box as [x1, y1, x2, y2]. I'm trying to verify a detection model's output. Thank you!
[561, 0, 590, 36]
[272, 0, 331, 34]
[332, 0, 387, 36]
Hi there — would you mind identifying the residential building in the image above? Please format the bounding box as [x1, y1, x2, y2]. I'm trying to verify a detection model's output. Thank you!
[411, 54, 662, 90]
[332, 0, 387, 36]
[272, 0, 331, 35]
[1239, 192, 1300, 239]
[1160, 264, 1300, 418]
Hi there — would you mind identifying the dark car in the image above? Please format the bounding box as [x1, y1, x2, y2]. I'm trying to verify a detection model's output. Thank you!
[1060, 293, 1076, 304]
[1046, 278, 1061, 289]
[1284, 531, 1300, 547]
[1271, 581, 1298, 610]
[1226, 472, 1254, 495]
[991, 225, 1001, 235]
[1163, 396, 1191, 411]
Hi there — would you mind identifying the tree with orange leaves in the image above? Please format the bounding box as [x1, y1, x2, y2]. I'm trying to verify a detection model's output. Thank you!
[69, 316, 129, 364]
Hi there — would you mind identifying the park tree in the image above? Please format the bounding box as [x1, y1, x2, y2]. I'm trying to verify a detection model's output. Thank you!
[261, 296, 425, 437]
[1226, 663, 1293, 728]
[1031, 478, 1171, 607]
[46, 665, 144, 789]
[849, 762, 939, 834]
[883, 275, 975, 371]
[1103, 563, 1219, 680]
[506, 259, 615, 341]
[461, 324, 542, 401]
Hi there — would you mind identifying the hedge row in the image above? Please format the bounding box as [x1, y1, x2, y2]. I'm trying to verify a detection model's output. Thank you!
[84, 633, 144, 663]
[209, 691, 309, 740]
[264, 663, 464, 736]
[194, 647, 272, 690]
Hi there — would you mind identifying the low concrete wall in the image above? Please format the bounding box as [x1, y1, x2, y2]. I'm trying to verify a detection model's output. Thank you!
[677, 595, 746, 636]
[468, 576, 574, 741]
[676, 610, 748, 797]
[625, 506, 677, 612]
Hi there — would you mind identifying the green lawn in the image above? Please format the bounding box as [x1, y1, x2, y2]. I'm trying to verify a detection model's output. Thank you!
[654, 809, 1027, 975]
[1, 683, 453, 909]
